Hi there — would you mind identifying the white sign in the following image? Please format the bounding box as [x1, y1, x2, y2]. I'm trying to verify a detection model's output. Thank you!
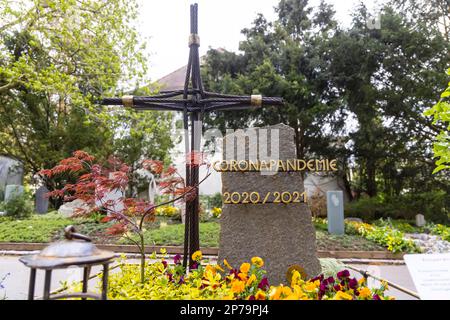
[404, 253, 450, 300]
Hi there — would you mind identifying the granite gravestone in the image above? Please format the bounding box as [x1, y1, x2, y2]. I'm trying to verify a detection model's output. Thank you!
[35, 185, 49, 214]
[415, 214, 426, 227]
[0, 156, 24, 200]
[327, 191, 345, 235]
[218, 124, 321, 285]
[4, 185, 24, 202]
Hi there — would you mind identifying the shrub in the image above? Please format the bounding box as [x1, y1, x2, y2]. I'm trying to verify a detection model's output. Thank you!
[365, 226, 419, 253]
[345, 191, 449, 224]
[309, 191, 327, 218]
[428, 224, 450, 242]
[200, 193, 222, 210]
[345, 197, 385, 221]
[1, 193, 33, 219]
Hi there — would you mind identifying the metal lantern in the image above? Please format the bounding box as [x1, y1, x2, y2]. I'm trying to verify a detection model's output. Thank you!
[20, 226, 115, 300]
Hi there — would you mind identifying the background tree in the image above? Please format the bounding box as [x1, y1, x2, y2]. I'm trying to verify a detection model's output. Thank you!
[202, 0, 450, 202]
[0, 0, 174, 205]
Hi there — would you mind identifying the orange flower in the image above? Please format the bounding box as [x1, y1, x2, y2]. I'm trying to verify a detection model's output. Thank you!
[240, 262, 251, 274]
[255, 290, 266, 300]
[358, 287, 372, 299]
[231, 280, 245, 294]
[238, 273, 248, 281]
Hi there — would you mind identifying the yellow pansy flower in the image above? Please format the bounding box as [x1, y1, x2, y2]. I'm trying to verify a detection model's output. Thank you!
[334, 291, 353, 300]
[246, 274, 257, 286]
[304, 282, 317, 292]
[291, 270, 301, 286]
[269, 286, 283, 300]
[358, 287, 372, 299]
[215, 264, 225, 272]
[251, 256, 264, 268]
[205, 265, 216, 274]
[192, 250, 202, 261]
[240, 262, 251, 274]
[223, 259, 233, 270]
[282, 287, 293, 297]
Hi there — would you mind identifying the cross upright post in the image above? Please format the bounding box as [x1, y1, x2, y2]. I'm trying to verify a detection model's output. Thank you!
[102, 3, 284, 269]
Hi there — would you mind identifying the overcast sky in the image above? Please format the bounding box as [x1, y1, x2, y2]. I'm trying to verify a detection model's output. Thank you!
[136, 0, 379, 81]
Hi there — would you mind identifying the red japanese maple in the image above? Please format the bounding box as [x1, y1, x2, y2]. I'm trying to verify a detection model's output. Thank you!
[40, 150, 210, 282]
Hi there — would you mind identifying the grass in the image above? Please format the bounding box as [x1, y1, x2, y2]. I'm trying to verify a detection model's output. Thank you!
[0, 213, 72, 242]
[121, 222, 220, 248]
[0, 214, 388, 252]
[315, 230, 385, 251]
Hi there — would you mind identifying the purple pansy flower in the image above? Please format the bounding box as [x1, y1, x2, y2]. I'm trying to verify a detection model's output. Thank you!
[173, 254, 182, 265]
[337, 270, 350, 279]
[190, 262, 199, 270]
[348, 278, 358, 290]
[258, 277, 270, 290]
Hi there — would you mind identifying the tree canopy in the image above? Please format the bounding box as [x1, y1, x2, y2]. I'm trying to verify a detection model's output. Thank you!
[0, 0, 173, 181]
[202, 0, 450, 199]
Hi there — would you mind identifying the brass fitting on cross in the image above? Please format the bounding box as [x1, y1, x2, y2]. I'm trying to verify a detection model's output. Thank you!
[251, 94, 263, 108]
[189, 34, 200, 47]
[122, 95, 134, 108]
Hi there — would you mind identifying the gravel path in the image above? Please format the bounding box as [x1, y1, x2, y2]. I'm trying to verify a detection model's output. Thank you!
[405, 233, 450, 254]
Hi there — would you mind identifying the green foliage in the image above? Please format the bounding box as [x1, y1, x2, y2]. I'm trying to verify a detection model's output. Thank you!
[110, 107, 174, 197]
[0, 0, 155, 178]
[135, 223, 220, 248]
[365, 226, 419, 254]
[0, 213, 72, 242]
[345, 191, 449, 223]
[200, 193, 223, 210]
[428, 224, 450, 241]
[424, 68, 450, 173]
[345, 197, 385, 221]
[0, 193, 33, 219]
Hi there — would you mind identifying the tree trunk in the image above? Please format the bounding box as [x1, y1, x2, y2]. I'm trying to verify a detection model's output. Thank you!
[366, 159, 377, 197]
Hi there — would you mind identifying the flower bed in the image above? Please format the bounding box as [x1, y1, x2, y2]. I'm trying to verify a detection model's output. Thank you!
[428, 224, 450, 242]
[314, 218, 420, 253]
[76, 251, 393, 300]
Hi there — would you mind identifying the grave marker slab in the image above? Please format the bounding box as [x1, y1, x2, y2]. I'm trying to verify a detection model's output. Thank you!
[35, 186, 49, 214]
[218, 124, 321, 285]
[327, 191, 344, 235]
[4, 185, 24, 202]
[415, 214, 426, 227]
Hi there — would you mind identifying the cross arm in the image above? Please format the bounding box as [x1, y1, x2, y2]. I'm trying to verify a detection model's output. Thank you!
[101, 93, 284, 113]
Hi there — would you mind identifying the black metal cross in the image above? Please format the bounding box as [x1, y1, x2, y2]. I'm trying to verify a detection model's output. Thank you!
[102, 3, 283, 269]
